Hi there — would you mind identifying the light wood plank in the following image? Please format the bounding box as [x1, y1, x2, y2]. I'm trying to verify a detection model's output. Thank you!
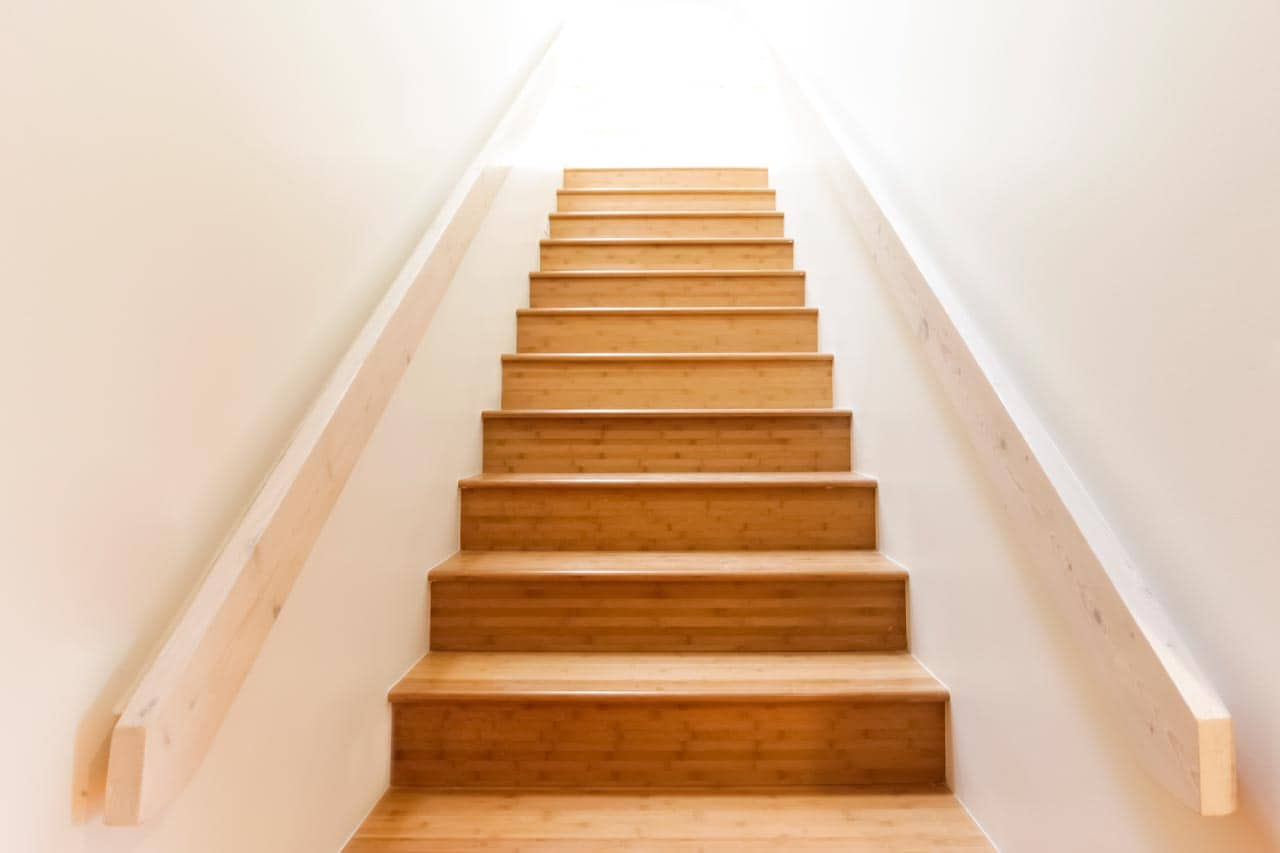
[343, 788, 992, 852]
[516, 307, 818, 353]
[549, 211, 784, 238]
[500, 353, 833, 409]
[458, 472, 876, 551]
[390, 651, 941, 701]
[431, 574, 904, 652]
[540, 238, 793, 271]
[529, 270, 805, 308]
[482, 408, 850, 472]
[557, 188, 777, 211]
[563, 167, 769, 188]
[431, 550, 907, 581]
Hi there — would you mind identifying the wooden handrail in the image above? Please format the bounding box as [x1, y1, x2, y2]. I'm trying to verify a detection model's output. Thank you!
[771, 49, 1236, 815]
[101, 32, 562, 826]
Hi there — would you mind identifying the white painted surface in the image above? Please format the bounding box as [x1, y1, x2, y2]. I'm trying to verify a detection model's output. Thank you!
[0, 2, 562, 850]
[739, 0, 1280, 849]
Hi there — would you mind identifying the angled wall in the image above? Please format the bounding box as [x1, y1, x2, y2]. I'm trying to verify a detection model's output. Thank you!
[742, 0, 1280, 849]
[0, 2, 562, 849]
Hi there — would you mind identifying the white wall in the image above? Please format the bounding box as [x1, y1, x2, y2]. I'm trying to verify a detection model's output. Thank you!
[0, 2, 562, 850]
[740, 0, 1280, 849]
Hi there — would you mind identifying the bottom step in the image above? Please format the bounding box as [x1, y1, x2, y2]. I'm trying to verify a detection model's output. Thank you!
[389, 652, 946, 789]
[345, 787, 991, 851]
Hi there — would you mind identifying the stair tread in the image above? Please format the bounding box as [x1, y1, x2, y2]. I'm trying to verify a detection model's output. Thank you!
[501, 352, 832, 362]
[432, 550, 906, 580]
[345, 787, 991, 851]
[550, 210, 783, 219]
[482, 407, 850, 418]
[542, 237, 794, 246]
[530, 269, 803, 278]
[517, 306, 815, 316]
[389, 651, 945, 702]
[558, 187, 777, 194]
[458, 472, 875, 489]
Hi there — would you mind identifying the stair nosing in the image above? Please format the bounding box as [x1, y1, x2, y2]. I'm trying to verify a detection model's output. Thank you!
[501, 352, 833, 362]
[529, 269, 804, 279]
[481, 407, 850, 419]
[549, 210, 784, 220]
[458, 472, 876, 489]
[541, 237, 793, 246]
[516, 307, 816, 317]
[390, 652, 945, 704]
[430, 550, 906, 582]
[557, 188, 776, 195]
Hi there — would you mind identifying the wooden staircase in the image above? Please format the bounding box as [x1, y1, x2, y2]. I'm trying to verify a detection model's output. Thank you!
[345, 167, 990, 850]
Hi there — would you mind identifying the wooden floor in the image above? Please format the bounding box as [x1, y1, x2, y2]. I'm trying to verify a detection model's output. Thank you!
[346, 787, 990, 851]
[345, 167, 989, 850]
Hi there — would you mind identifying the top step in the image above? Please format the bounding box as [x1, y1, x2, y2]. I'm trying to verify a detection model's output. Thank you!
[564, 167, 769, 189]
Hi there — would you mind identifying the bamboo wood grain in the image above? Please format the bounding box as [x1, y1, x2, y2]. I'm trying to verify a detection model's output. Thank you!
[430, 550, 907, 581]
[557, 188, 778, 211]
[500, 353, 833, 409]
[540, 237, 793, 271]
[458, 473, 876, 551]
[516, 307, 818, 353]
[390, 652, 943, 702]
[430, 575, 905, 651]
[343, 787, 993, 851]
[549, 211, 784, 238]
[778, 57, 1236, 813]
[529, 270, 805, 307]
[482, 408, 851, 472]
[563, 167, 769, 188]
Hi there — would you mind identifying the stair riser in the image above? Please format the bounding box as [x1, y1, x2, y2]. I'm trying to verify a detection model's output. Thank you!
[529, 274, 804, 308]
[558, 190, 777, 211]
[541, 241, 793, 271]
[459, 485, 876, 550]
[563, 168, 769, 189]
[517, 312, 817, 353]
[549, 214, 784, 239]
[501, 359, 832, 409]
[483, 414, 851, 473]
[430, 578, 906, 651]
[392, 699, 944, 787]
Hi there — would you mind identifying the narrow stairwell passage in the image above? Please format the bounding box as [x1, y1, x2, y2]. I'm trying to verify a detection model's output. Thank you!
[345, 167, 990, 850]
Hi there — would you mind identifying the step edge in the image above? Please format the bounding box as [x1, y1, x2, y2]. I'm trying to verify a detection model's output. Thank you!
[515, 307, 817, 317]
[501, 352, 834, 362]
[481, 408, 851, 418]
[557, 188, 776, 195]
[541, 237, 794, 246]
[549, 211, 784, 219]
[389, 687, 948, 703]
[530, 269, 805, 279]
[457, 472, 877, 489]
